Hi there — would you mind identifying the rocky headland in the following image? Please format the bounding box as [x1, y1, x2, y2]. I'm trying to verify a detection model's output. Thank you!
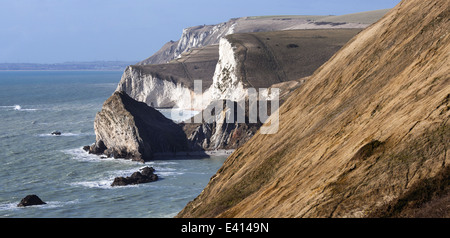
[88, 9, 390, 162]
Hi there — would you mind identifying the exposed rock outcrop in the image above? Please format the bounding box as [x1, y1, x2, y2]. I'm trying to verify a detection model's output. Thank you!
[177, 0, 450, 218]
[91, 91, 190, 162]
[17, 195, 46, 207]
[183, 100, 263, 151]
[111, 167, 158, 186]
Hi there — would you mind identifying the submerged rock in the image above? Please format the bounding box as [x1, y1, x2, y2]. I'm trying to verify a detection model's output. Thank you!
[17, 195, 46, 207]
[111, 167, 158, 186]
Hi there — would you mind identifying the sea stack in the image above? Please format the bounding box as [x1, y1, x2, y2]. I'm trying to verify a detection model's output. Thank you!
[90, 91, 190, 162]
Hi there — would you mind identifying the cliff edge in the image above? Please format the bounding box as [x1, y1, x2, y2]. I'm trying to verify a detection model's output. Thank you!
[177, 0, 450, 217]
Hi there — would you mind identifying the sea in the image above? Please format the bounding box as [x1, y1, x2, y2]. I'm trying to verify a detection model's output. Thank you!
[0, 71, 227, 218]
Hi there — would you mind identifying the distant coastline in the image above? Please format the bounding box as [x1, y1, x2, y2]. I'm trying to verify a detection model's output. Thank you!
[0, 61, 137, 71]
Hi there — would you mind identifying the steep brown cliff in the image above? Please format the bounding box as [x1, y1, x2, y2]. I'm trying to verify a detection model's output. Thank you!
[177, 0, 450, 218]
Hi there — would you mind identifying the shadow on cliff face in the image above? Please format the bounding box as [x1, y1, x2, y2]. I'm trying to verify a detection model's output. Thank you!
[181, 99, 282, 151]
[89, 91, 208, 162]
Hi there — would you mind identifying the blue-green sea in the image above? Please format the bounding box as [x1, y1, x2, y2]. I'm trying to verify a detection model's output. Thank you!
[0, 71, 226, 217]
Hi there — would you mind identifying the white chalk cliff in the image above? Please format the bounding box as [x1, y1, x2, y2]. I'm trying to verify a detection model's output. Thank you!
[117, 66, 212, 110]
[139, 11, 387, 65]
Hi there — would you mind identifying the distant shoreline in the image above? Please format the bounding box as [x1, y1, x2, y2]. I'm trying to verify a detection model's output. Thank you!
[0, 61, 137, 71]
[0, 69, 126, 71]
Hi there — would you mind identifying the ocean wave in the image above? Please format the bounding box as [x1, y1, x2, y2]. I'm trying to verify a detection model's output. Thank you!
[62, 148, 107, 163]
[41, 200, 80, 209]
[145, 161, 179, 166]
[0, 200, 79, 211]
[63, 147, 141, 165]
[37, 132, 95, 137]
[0, 105, 38, 111]
[70, 180, 117, 189]
[0, 202, 19, 211]
[157, 171, 185, 177]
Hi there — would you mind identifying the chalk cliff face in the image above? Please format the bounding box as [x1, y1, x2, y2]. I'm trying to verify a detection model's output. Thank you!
[91, 91, 189, 162]
[116, 43, 218, 110]
[177, 0, 450, 218]
[117, 65, 212, 110]
[210, 38, 246, 102]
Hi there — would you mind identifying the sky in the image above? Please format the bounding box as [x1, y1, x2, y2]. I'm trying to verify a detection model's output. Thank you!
[0, 0, 401, 64]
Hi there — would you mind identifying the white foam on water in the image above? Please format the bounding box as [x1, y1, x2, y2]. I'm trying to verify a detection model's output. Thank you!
[0, 105, 37, 111]
[40, 200, 80, 209]
[145, 161, 179, 166]
[70, 180, 116, 189]
[37, 132, 95, 137]
[0, 202, 19, 212]
[157, 171, 185, 177]
[63, 148, 106, 163]
[0, 200, 79, 211]
[15, 105, 37, 111]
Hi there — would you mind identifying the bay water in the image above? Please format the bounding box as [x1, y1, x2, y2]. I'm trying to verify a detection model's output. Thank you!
[0, 71, 227, 218]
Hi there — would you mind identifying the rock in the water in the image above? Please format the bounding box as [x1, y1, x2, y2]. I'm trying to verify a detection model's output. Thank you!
[86, 140, 107, 155]
[17, 195, 46, 207]
[82, 145, 90, 152]
[111, 166, 158, 186]
[51, 131, 61, 136]
[92, 91, 190, 162]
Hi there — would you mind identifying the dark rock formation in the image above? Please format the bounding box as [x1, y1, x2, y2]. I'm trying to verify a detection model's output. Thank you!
[91, 91, 190, 162]
[17, 195, 46, 207]
[111, 167, 158, 186]
[51, 131, 61, 136]
[84, 140, 107, 155]
[183, 100, 263, 151]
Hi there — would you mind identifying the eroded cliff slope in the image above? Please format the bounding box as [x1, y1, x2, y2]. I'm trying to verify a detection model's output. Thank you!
[177, 0, 450, 218]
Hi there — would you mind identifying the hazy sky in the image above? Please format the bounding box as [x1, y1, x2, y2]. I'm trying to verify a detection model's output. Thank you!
[0, 0, 401, 63]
